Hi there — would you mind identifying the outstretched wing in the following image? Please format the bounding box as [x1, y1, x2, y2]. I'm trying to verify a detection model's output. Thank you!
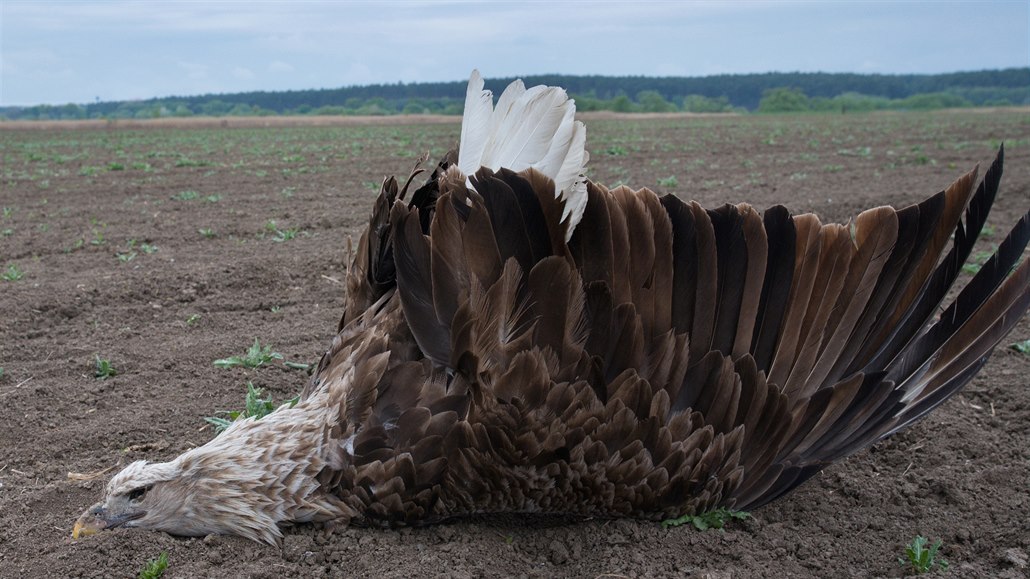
[316, 71, 1027, 520]
[386, 146, 1027, 513]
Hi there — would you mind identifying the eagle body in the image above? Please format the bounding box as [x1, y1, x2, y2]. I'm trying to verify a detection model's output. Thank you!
[75, 72, 1030, 546]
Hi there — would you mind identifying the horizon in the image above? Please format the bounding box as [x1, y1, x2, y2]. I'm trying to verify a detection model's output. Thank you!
[2, 1, 1028, 107]
[6, 67, 1029, 110]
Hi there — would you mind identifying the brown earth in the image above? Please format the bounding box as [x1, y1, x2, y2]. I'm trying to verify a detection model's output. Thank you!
[1, 112, 1028, 578]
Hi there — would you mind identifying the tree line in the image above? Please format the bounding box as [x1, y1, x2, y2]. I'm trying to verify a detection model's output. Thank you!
[3, 68, 1027, 121]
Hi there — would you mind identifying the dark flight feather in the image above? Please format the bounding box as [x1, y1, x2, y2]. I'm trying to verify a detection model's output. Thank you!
[324, 144, 1026, 529]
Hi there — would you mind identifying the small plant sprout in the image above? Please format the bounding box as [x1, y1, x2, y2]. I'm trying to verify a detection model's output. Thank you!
[214, 339, 283, 369]
[2, 264, 24, 281]
[657, 175, 679, 188]
[962, 248, 996, 275]
[94, 356, 117, 380]
[140, 243, 158, 254]
[264, 219, 302, 242]
[284, 361, 314, 375]
[173, 190, 199, 201]
[1010, 338, 1030, 355]
[185, 314, 202, 326]
[198, 228, 216, 238]
[273, 227, 300, 242]
[138, 551, 169, 579]
[204, 382, 299, 434]
[116, 250, 137, 263]
[2, 207, 12, 218]
[900, 535, 948, 574]
[662, 507, 750, 531]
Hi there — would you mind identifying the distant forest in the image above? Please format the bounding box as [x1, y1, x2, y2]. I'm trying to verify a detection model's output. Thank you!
[4, 68, 1028, 121]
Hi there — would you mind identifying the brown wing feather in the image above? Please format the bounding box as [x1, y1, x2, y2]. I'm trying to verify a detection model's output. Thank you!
[322, 142, 1025, 527]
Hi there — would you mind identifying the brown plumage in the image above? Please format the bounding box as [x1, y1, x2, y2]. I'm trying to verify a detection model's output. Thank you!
[74, 72, 1030, 546]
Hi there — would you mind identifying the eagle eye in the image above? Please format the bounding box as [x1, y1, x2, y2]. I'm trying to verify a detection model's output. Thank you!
[127, 485, 153, 502]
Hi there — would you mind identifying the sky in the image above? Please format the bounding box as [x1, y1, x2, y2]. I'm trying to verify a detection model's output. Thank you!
[1, 1, 1028, 107]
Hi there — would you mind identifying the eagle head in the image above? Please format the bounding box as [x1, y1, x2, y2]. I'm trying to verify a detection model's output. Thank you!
[71, 404, 347, 546]
[73, 455, 287, 545]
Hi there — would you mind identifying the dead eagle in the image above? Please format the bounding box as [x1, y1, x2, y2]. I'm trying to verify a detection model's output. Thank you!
[75, 71, 1029, 546]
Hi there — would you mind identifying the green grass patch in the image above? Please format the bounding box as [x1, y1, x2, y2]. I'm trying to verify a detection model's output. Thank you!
[961, 247, 996, 274]
[2, 264, 24, 281]
[1010, 338, 1030, 355]
[214, 339, 283, 369]
[138, 551, 168, 579]
[205, 382, 298, 434]
[662, 507, 750, 531]
[900, 535, 948, 574]
[94, 355, 117, 380]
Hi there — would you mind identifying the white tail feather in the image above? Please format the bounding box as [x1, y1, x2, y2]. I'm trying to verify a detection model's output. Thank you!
[457, 70, 589, 240]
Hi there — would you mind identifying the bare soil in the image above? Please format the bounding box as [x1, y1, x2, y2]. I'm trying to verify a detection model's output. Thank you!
[1, 112, 1028, 578]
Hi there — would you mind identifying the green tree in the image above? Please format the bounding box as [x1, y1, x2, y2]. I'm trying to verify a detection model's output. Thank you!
[611, 95, 635, 112]
[636, 90, 677, 112]
[758, 87, 811, 113]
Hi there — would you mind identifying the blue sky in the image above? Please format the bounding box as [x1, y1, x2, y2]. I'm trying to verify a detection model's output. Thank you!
[1, 1, 1028, 106]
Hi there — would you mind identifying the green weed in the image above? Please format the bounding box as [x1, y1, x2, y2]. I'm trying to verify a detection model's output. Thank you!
[138, 551, 168, 579]
[2, 264, 24, 281]
[273, 227, 300, 242]
[94, 356, 117, 380]
[173, 190, 199, 201]
[174, 157, 210, 168]
[662, 507, 750, 531]
[961, 248, 996, 274]
[90, 226, 107, 246]
[264, 219, 302, 242]
[214, 339, 283, 369]
[1010, 338, 1030, 355]
[900, 535, 948, 574]
[657, 175, 679, 188]
[185, 314, 202, 326]
[198, 228, 216, 238]
[204, 382, 298, 434]
[284, 361, 314, 374]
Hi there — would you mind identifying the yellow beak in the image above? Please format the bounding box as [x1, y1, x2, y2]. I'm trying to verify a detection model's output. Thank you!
[71, 504, 108, 539]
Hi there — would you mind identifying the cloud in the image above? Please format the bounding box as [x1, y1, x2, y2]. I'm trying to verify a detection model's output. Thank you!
[175, 61, 209, 80]
[2, 0, 1027, 105]
[268, 60, 294, 73]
